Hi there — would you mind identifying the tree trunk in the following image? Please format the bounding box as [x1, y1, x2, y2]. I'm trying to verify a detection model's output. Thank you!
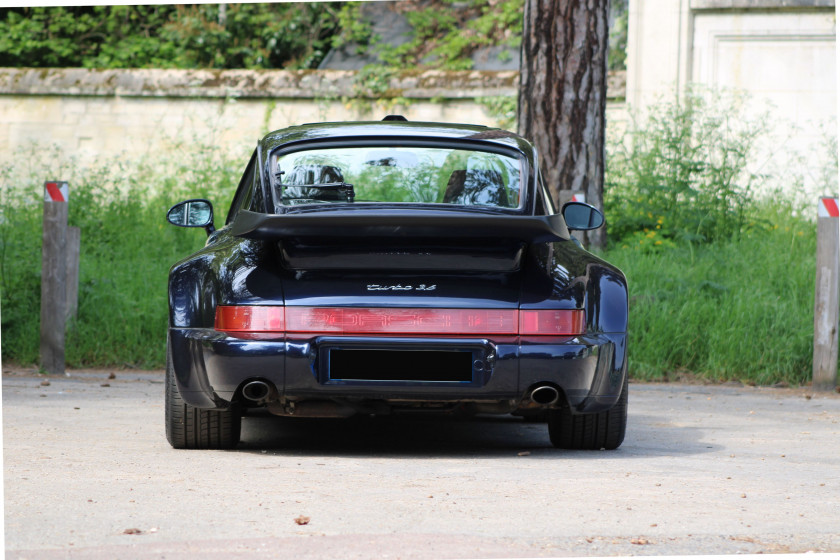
[518, 0, 610, 248]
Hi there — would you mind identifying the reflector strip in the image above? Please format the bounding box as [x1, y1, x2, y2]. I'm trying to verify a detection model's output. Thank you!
[215, 306, 584, 336]
[286, 307, 518, 335]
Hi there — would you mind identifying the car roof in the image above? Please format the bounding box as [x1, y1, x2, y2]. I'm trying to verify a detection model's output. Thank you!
[257, 120, 536, 159]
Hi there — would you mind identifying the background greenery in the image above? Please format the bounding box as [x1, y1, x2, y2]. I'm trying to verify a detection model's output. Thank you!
[0, 1, 629, 72]
[0, 2, 830, 384]
[0, 92, 831, 385]
[0, 4, 342, 70]
[0, 141, 245, 367]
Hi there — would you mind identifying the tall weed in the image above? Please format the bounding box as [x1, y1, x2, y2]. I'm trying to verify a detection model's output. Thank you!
[0, 140, 242, 368]
[601, 89, 831, 384]
[605, 89, 767, 248]
[0, 94, 833, 385]
[602, 199, 816, 384]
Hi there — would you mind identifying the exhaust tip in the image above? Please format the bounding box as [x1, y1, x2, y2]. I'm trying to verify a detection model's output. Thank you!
[530, 385, 559, 406]
[242, 380, 272, 403]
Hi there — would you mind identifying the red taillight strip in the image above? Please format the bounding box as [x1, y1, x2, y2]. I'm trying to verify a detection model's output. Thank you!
[214, 305, 285, 332]
[519, 309, 585, 336]
[286, 307, 518, 335]
[215, 306, 585, 336]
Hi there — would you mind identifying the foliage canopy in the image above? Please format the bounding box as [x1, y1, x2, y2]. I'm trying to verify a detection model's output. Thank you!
[0, 4, 343, 69]
[0, 1, 628, 71]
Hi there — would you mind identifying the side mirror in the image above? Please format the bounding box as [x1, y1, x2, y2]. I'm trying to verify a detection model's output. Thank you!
[561, 201, 605, 231]
[167, 199, 215, 235]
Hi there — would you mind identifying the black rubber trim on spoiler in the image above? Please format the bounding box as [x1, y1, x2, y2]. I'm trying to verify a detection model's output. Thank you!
[230, 209, 568, 242]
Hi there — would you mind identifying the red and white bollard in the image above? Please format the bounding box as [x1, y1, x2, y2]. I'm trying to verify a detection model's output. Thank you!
[813, 197, 839, 390]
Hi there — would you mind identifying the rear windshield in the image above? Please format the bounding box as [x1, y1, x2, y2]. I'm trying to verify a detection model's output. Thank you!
[269, 146, 523, 210]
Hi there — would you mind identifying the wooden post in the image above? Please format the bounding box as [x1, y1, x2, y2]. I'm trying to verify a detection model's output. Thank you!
[66, 226, 80, 320]
[40, 181, 69, 375]
[813, 197, 839, 391]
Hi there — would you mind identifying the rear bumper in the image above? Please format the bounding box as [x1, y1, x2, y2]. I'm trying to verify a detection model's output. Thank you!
[169, 328, 627, 414]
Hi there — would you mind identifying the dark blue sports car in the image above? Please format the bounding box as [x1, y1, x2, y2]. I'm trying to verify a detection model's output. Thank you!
[166, 118, 628, 450]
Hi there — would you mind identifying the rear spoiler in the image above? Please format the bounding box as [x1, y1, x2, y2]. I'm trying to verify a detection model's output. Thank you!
[230, 209, 569, 243]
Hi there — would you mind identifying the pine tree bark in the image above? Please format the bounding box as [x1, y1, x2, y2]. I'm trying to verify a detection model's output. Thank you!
[518, 0, 609, 248]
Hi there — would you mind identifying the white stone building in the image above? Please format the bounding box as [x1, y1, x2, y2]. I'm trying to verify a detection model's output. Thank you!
[626, 0, 837, 197]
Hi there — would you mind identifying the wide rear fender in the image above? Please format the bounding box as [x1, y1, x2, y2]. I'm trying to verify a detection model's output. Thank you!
[168, 255, 220, 329]
[585, 263, 628, 334]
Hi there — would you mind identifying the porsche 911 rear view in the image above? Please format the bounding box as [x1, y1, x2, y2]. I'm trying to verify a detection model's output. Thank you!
[165, 118, 628, 451]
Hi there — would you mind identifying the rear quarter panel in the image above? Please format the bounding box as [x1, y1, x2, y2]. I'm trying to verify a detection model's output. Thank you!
[168, 232, 283, 329]
[521, 240, 628, 334]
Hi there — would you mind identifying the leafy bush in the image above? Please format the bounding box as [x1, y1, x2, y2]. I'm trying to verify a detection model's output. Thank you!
[0, 4, 341, 70]
[605, 90, 767, 249]
[0, 1, 633, 73]
[600, 89, 834, 384]
[331, 2, 376, 54]
[376, 0, 524, 71]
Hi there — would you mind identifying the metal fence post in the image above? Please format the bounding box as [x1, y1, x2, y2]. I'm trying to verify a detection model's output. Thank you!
[40, 181, 69, 375]
[813, 197, 839, 390]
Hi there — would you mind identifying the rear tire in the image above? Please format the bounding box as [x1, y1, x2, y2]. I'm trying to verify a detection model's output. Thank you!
[165, 341, 241, 449]
[548, 378, 627, 450]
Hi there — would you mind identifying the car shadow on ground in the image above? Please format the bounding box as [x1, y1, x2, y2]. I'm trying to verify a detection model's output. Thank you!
[236, 410, 721, 459]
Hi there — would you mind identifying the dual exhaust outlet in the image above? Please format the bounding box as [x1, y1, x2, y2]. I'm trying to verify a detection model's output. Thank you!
[244, 379, 559, 408]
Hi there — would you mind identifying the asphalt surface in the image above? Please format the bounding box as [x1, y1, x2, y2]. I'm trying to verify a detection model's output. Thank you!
[3, 370, 840, 559]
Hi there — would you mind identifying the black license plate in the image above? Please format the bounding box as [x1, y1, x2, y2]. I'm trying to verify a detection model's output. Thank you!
[327, 349, 474, 383]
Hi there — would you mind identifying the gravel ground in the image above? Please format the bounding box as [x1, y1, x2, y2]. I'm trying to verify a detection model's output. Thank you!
[3, 370, 840, 559]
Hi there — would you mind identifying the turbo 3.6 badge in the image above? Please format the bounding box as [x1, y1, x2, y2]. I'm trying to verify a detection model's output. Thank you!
[366, 284, 437, 292]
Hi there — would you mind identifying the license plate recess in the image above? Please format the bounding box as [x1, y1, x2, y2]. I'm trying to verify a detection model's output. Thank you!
[319, 342, 487, 386]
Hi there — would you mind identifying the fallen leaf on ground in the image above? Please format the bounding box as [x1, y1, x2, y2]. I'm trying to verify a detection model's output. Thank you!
[294, 515, 310, 526]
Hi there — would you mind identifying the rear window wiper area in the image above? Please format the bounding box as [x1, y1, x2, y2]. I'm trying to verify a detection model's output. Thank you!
[281, 183, 355, 203]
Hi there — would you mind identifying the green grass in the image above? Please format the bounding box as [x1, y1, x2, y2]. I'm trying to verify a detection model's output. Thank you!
[0, 141, 243, 369]
[600, 204, 817, 385]
[0, 142, 826, 386]
[597, 90, 830, 386]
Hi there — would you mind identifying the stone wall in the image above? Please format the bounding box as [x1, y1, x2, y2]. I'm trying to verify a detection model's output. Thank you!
[0, 67, 627, 166]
